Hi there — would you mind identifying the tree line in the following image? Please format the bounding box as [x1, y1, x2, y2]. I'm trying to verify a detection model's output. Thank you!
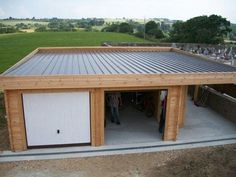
[102, 20, 168, 41]
[102, 15, 233, 44]
[36, 18, 105, 32]
[0, 15, 235, 44]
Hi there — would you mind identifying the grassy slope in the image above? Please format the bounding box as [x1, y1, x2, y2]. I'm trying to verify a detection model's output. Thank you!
[0, 32, 148, 73]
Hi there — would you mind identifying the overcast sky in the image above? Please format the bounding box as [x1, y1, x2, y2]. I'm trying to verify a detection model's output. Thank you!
[0, 0, 235, 22]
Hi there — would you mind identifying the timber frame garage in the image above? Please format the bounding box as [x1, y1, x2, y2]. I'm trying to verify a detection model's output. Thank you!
[0, 47, 236, 151]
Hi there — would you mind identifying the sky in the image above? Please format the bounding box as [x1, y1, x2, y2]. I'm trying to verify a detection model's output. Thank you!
[0, 0, 235, 22]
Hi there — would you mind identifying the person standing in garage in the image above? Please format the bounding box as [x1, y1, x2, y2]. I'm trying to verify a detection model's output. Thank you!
[107, 92, 122, 125]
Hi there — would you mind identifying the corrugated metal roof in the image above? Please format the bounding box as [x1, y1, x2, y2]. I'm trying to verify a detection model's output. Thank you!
[4, 51, 236, 76]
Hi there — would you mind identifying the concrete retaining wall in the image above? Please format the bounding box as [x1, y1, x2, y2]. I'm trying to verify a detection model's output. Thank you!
[206, 88, 236, 124]
[188, 86, 236, 124]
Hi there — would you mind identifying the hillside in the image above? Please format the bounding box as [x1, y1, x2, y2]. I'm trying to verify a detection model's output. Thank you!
[0, 19, 48, 26]
[0, 32, 148, 73]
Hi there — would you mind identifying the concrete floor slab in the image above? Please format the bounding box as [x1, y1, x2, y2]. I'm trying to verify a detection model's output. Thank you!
[105, 105, 161, 145]
[179, 97, 236, 140]
[105, 97, 236, 145]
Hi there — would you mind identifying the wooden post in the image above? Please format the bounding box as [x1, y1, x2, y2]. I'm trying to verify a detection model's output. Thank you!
[90, 88, 105, 146]
[178, 86, 188, 128]
[164, 86, 182, 141]
[4, 90, 27, 151]
[193, 85, 200, 104]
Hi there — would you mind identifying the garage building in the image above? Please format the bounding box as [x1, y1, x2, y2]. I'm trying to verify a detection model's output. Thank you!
[0, 47, 236, 151]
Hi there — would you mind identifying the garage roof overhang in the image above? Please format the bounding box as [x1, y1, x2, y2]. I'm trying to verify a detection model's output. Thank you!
[0, 47, 236, 90]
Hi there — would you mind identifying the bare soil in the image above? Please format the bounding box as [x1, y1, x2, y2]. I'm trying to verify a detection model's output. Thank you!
[0, 144, 235, 177]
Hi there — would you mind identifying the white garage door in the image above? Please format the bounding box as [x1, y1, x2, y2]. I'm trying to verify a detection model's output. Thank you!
[23, 92, 90, 146]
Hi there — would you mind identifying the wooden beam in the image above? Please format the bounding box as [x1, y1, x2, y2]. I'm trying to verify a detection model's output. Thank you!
[90, 88, 105, 146]
[104, 86, 168, 91]
[4, 90, 27, 151]
[18, 88, 93, 94]
[1, 72, 235, 90]
[37, 46, 172, 53]
[164, 86, 181, 141]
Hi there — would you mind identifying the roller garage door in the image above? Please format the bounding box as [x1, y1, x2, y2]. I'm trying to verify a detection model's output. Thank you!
[23, 92, 90, 147]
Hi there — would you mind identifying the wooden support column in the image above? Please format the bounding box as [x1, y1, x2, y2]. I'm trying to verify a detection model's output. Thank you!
[4, 90, 27, 151]
[164, 86, 182, 141]
[193, 85, 200, 103]
[178, 86, 188, 128]
[90, 88, 105, 146]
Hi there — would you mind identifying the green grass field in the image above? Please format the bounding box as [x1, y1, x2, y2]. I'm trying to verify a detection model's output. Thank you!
[0, 32, 148, 73]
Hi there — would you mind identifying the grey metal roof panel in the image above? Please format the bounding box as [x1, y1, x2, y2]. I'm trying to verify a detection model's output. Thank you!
[4, 51, 236, 76]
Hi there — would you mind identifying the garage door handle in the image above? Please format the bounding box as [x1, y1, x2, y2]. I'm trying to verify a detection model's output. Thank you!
[57, 129, 60, 134]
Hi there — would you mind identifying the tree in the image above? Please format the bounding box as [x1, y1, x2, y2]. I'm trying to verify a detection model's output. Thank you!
[160, 21, 171, 32]
[145, 21, 165, 39]
[153, 29, 165, 39]
[35, 26, 47, 32]
[48, 21, 60, 30]
[145, 21, 158, 35]
[134, 24, 145, 38]
[101, 23, 119, 32]
[15, 23, 29, 29]
[47, 19, 76, 32]
[229, 32, 236, 41]
[118, 22, 133, 33]
[0, 23, 18, 33]
[169, 21, 186, 42]
[169, 15, 231, 44]
[102, 23, 133, 33]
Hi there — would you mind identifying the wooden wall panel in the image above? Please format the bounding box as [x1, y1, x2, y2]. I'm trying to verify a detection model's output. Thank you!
[4, 90, 27, 151]
[178, 86, 188, 128]
[164, 86, 181, 141]
[90, 88, 105, 146]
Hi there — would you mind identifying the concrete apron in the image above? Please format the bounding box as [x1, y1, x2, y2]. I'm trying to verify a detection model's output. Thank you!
[0, 134, 236, 162]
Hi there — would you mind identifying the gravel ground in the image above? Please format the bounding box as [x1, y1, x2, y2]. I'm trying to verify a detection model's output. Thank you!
[0, 144, 235, 177]
[0, 127, 9, 152]
[0, 93, 10, 152]
[0, 111, 9, 151]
